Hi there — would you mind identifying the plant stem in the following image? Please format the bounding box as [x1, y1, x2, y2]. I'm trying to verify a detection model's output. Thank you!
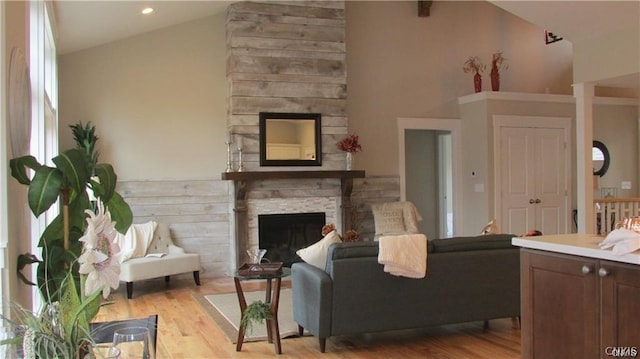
[61, 187, 70, 251]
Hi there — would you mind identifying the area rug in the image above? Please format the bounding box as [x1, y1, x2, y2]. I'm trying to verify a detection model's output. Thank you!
[195, 289, 302, 343]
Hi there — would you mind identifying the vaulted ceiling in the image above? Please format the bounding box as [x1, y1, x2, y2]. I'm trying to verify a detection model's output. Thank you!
[54, 0, 638, 88]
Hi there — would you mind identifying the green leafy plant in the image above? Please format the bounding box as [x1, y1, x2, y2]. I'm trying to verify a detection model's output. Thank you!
[9, 129, 132, 302]
[3, 123, 133, 358]
[69, 121, 99, 174]
[240, 301, 273, 334]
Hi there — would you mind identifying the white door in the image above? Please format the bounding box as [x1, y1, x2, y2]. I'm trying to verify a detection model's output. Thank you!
[499, 126, 568, 235]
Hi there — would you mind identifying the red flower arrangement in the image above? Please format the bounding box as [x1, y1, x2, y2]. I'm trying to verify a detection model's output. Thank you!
[321, 223, 360, 242]
[343, 229, 360, 242]
[337, 134, 362, 153]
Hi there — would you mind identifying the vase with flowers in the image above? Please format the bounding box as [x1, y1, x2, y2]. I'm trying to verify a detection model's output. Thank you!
[490, 51, 508, 91]
[463, 56, 486, 93]
[337, 134, 362, 170]
[1, 122, 133, 358]
[321, 223, 361, 242]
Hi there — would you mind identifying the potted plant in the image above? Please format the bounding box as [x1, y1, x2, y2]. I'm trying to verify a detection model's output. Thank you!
[2, 123, 133, 358]
[463, 56, 486, 93]
[240, 301, 273, 334]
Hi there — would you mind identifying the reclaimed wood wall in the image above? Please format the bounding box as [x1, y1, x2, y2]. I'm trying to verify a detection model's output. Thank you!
[227, 1, 348, 170]
[117, 180, 233, 278]
[117, 176, 400, 278]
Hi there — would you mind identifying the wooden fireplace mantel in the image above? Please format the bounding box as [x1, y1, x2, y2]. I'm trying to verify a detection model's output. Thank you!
[221, 170, 366, 265]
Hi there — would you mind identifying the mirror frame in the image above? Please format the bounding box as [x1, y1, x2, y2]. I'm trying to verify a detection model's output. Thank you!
[593, 140, 610, 177]
[259, 112, 322, 167]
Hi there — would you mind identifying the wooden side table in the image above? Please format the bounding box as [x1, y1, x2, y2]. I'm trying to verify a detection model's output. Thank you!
[233, 267, 291, 354]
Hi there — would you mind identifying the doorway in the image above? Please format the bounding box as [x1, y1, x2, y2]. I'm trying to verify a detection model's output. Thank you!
[398, 118, 462, 238]
[493, 115, 572, 235]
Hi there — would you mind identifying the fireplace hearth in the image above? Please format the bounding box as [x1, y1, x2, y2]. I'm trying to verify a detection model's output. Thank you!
[259, 212, 326, 266]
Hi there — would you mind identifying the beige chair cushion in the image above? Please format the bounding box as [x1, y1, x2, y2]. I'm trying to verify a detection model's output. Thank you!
[119, 223, 201, 282]
[119, 253, 200, 282]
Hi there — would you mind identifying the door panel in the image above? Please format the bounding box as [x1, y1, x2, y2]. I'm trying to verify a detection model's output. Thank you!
[501, 127, 535, 235]
[535, 128, 567, 234]
[500, 126, 568, 235]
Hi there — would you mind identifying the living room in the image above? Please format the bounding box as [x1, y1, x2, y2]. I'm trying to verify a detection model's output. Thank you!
[2, 0, 639, 357]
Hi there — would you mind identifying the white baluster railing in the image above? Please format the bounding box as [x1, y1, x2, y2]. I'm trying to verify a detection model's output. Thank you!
[594, 198, 640, 234]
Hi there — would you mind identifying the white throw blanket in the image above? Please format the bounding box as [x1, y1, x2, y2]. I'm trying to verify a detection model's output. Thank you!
[115, 221, 157, 263]
[378, 234, 427, 278]
[599, 228, 640, 255]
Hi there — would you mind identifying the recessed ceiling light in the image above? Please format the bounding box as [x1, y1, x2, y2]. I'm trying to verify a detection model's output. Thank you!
[142, 7, 154, 15]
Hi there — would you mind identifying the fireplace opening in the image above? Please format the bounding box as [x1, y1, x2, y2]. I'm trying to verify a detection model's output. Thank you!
[258, 212, 326, 267]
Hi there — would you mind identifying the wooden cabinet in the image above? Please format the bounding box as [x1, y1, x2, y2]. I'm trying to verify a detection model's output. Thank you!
[521, 249, 640, 359]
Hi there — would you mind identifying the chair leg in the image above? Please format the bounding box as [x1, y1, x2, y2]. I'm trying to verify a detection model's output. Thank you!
[319, 337, 326, 353]
[483, 320, 489, 330]
[126, 282, 133, 299]
[298, 325, 304, 336]
[165, 276, 170, 286]
[193, 271, 201, 286]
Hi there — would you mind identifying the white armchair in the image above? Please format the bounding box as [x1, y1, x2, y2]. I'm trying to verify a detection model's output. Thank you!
[119, 222, 201, 299]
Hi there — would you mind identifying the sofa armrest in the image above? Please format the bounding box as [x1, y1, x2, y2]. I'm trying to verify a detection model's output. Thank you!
[167, 244, 185, 254]
[291, 262, 333, 339]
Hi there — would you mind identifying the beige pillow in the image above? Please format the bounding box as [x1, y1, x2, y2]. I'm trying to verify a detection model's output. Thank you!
[296, 230, 342, 269]
[480, 219, 499, 235]
[372, 203, 406, 235]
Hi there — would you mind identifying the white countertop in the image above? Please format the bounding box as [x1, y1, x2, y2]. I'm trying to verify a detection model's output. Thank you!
[512, 233, 640, 265]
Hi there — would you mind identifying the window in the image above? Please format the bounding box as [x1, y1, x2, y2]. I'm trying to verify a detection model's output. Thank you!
[26, 0, 59, 310]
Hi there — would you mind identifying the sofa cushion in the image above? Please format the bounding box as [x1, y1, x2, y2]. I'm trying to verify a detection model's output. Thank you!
[297, 230, 342, 269]
[430, 234, 515, 253]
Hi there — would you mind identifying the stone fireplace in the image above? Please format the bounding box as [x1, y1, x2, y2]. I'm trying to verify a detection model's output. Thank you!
[224, 1, 353, 268]
[257, 211, 327, 266]
[222, 171, 364, 267]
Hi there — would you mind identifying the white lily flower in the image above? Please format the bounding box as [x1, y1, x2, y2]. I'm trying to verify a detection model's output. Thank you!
[78, 200, 121, 298]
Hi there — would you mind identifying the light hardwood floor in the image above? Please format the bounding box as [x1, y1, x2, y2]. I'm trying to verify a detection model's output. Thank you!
[95, 277, 521, 359]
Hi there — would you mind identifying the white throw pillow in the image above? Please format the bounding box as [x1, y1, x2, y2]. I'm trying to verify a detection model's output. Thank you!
[296, 230, 342, 269]
[115, 221, 157, 263]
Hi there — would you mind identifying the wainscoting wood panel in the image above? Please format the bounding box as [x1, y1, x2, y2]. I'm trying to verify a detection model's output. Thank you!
[117, 179, 233, 277]
[352, 176, 402, 240]
[116, 176, 399, 276]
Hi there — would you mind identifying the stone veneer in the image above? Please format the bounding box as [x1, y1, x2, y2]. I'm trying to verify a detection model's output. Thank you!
[226, 1, 349, 263]
[247, 196, 339, 247]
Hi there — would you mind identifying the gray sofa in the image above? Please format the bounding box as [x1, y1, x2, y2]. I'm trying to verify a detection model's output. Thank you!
[291, 234, 520, 352]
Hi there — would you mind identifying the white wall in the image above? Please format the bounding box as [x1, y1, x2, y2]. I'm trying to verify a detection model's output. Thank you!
[3, 0, 32, 309]
[58, 14, 228, 181]
[345, 1, 574, 176]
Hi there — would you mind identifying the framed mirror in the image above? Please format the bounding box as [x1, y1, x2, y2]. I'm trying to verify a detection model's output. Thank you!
[592, 140, 610, 176]
[259, 112, 322, 166]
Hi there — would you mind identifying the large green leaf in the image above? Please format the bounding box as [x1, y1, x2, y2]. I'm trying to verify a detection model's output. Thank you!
[17, 253, 40, 286]
[68, 193, 91, 231]
[28, 166, 63, 217]
[9, 155, 41, 185]
[105, 192, 133, 234]
[53, 149, 90, 194]
[93, 163, 116, 202]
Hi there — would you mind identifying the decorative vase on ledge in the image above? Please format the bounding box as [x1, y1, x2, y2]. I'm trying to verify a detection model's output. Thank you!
[474, 73, 482, 93]
[346, 152, 353, 170]
[491, 70, 500, 91]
